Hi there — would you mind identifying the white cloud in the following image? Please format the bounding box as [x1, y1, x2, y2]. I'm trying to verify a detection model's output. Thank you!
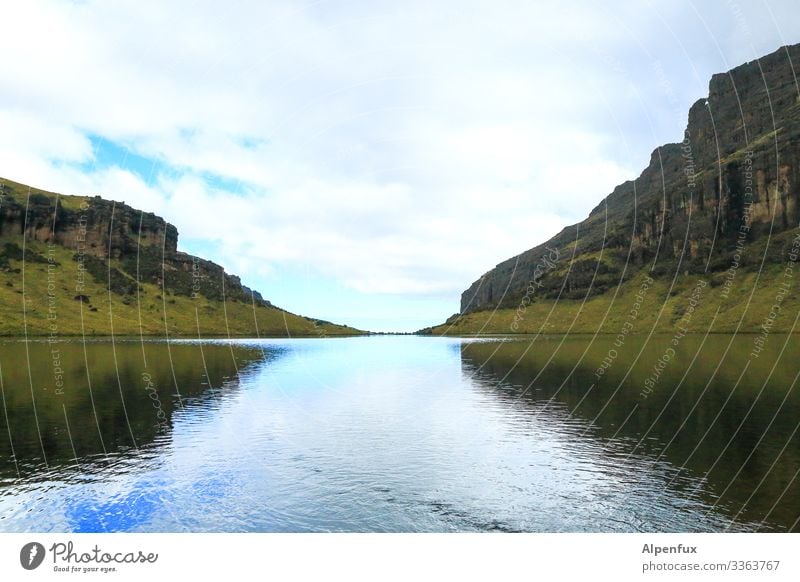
[1, 0, 799, 306]
[0, 111, 92, 167]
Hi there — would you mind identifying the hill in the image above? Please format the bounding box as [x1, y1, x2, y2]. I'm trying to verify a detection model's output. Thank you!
[424, 43, 800, 336]
[0, 177, 361, 337]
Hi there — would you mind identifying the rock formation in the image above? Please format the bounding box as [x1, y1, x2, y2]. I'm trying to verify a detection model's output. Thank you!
[460, 43, 800, 314]
[0, 179, 269, 306]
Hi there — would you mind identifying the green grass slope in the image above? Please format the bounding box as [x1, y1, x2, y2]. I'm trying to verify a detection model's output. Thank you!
[0, 180, 361, 338]
[426, 229, 800, 336]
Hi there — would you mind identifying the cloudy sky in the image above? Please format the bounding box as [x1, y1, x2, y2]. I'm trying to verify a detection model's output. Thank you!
[1, 0, 799, 331]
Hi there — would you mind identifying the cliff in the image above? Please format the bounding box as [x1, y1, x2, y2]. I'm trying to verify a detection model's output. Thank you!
[0, 177, 359, 337]
[432, 43, 800, 335]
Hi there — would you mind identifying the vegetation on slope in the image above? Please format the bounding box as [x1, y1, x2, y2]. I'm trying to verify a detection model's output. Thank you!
[425, 230, 800, 335]
[0, 179, 360, 338]
[428, 44, 800, 335]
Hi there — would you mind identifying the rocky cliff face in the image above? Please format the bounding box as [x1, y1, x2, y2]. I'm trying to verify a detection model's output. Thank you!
[0, 178, 270, 307]
[461, 43, 800, 314]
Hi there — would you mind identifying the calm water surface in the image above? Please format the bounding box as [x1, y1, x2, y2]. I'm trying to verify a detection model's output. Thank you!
[0, 335, 798, 532]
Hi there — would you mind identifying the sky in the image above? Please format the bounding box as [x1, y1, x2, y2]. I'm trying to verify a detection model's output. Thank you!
[1, 0, 799, 332]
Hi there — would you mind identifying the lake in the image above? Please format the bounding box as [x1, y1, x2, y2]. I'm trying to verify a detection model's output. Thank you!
[0, 334, 798, 532]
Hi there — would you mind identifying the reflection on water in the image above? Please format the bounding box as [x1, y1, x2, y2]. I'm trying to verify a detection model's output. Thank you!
[0, 340, 269, 475]
[461, 334, 800, 532]
[0, 335, 797, 532]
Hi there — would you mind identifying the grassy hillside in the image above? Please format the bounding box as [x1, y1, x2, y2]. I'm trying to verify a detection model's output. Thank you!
[431, 44, 800, 336]
[426, 230, 800, 336]
[0, 179, 361, 338]
[0, 236, 358, 337]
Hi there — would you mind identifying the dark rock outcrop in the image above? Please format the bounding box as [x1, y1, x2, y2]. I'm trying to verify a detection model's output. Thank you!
[461, 43, 800, 314]
[0, 188, 178, 257]
[0, 179, 272, 307]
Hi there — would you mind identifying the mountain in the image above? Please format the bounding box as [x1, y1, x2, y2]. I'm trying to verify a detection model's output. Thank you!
[425, 43, 800, 335]
[0, 177, 360, 337]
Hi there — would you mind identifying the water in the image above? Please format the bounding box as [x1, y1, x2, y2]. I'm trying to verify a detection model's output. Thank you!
[0, 334, 798, 532]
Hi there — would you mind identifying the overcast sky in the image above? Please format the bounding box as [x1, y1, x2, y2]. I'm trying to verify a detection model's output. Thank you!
[1, 0, 799, 331]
